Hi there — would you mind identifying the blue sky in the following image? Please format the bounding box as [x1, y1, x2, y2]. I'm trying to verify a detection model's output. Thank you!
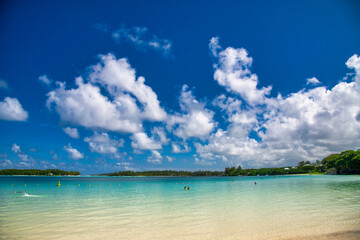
[1, 0, 360, 174]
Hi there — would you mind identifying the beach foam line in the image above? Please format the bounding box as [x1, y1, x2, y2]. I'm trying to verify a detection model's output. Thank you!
[23, 193, 38, 197]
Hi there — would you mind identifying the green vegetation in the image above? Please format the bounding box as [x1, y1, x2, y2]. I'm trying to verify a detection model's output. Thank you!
[224, 163, 322, 176]
[224, 149, 360, 176]
[0, 169, 80, 176]
[105, 150, 360, 177]
[107, 170, 224, 177]
[2, 150, 359, 177]
[321, 150, 360, 174]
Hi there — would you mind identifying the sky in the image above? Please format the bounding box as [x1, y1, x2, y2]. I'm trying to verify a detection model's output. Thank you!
[0, 0, 360, 174]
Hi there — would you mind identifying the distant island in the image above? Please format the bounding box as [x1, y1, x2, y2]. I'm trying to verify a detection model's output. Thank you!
[1, 150, 359, 176]
[103, 149, 360, 177]
[0, 169, 80, 176]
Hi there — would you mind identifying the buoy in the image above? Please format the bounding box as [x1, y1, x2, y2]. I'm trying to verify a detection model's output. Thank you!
[118, 184, 120, 186]
[24, 184, 26, 187]
[11, 184, 13, 186]
[57, 181, 60, 187]
[37, 184, 39, 186]
[99, 184, 101, 186]
[89, 184, 91, 186]
[233, 179, 235, 182]
[109, 184, 111, 186]
[78, 184, 80, 186]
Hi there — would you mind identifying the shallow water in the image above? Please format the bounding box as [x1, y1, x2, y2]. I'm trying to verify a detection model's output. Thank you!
[0, 175, 359, 240]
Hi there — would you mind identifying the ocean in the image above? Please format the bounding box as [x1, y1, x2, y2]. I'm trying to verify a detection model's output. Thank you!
[0, 175, 359, 240]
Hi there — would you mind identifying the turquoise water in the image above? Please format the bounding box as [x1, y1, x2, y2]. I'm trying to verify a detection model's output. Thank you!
[1, 175, 360, 240]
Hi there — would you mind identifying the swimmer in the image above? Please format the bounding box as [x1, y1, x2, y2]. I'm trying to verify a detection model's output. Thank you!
[184, 186, 187, 190]
[187, 186, 190, 190]
[254, 182, 257, 185]
[13, 191, 26, 194]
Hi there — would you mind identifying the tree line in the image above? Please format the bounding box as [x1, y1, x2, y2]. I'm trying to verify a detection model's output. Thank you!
[106, 170, 224, 177]
[0, 169, 80, 176]
[224, 149, 360, 176]
[320, 149, 360, 174]
[1, 149, 359, 176]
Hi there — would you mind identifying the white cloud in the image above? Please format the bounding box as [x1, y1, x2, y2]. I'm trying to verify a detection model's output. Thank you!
[166, 156, 174, 163]
[116, 162, 134, 171]
[47, 77, 143, 133]
[89, 53, 167, 121]
[0, 159, 13, 168]
[11, 144, 32, 163]
[171, 143, 190, 153]
[84, 132, 124, 155]
[151, 127, 169, 145]
[64, 144, 83, 160]
[147, 150, 162, 164]
[167, 85, 215, 140]
[197, 50, 360, 168]
[38, 75, 52, 85]
[18, 161, 33, 168]
[0, 79, 9, 90]
[11, 144, 21, 153]
[63, 127, 79, 139]
[47, 53, 168, 135]
[194, 157, 214, 166]
[131, 132, 162, 150]
[112, 26, 172, 56]
[306, 77, 321, 86]
[209, 37, 272, 106]
[0, 97, 28, 121]
[18, 154, 29, 162]
[346, 54, 360, 83]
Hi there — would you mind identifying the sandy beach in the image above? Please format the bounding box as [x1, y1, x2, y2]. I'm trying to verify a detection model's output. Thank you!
[288, 231, 360, 240]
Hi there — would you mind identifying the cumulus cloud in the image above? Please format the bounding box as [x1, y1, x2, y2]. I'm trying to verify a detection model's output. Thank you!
[346, 54, 360, 83]
[171, 143, 190, 153]
[38, 74, 52, 85]
[306, 77, 321, 86]
[0, 159, 13, 168]
[0, 97, 28, 121]
[194, 157, 215, 166]
[11, 144, 21, 153]
[131, 132, 162, 150]
[151, 127, 169, 145]
[63, 127, 79, 139]
[112, 25, 172, 56]
[47, 77, 143, 133]
[197, 47, 360, 168]
[84, 132, 124, 155]
[89, 54, 167, 121]
[64, 144, 83, 160]
[167, 85, 215, 140]
[116, 162, 134, 171]
[11, 144, 34, 165]
[209, 37, 272, 106]
[47, 53, 168, 135]
[147, 150, 162, 164]
[166, 156, 174, 162]
[18, 161, 33, 168]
